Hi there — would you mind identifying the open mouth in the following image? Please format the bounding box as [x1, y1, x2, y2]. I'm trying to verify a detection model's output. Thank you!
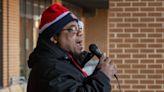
[76, 40, 84, 51]
[76, 40, 82, 44]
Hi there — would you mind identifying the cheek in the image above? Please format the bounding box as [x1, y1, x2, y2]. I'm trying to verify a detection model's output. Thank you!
[64, 35, 77, 47]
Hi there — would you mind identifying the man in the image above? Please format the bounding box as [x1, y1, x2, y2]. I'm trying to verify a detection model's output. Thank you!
[27, 4, 117, 92]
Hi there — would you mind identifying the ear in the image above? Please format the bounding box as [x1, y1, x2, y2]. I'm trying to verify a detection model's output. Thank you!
[50, 35, 58, 44]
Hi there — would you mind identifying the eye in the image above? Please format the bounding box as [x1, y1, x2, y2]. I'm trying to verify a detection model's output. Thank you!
[63, 26, 78, 32]
[67, 29, 74, 32]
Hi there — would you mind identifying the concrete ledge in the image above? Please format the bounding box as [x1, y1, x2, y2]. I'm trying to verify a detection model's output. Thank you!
[0, 84, 26, 92]
[0, 88, 9, 92]
[9, 85, 22, 92]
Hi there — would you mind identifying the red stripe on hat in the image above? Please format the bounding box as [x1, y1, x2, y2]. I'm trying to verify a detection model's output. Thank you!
[39, 4, 69, 30]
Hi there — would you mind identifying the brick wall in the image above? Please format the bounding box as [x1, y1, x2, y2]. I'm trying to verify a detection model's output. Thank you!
[0, 0, 2, 87]
[108, 0, 164, 92]
[2, 0, 20, 87]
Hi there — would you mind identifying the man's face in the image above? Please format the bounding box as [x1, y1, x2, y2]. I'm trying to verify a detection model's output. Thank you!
[58, 21, 84, 55]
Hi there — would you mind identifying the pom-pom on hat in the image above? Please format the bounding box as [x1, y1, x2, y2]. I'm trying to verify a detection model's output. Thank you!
[39, 3, 79, 39]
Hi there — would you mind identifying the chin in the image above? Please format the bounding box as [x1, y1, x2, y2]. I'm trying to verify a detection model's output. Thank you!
[74, 50, 83, 55]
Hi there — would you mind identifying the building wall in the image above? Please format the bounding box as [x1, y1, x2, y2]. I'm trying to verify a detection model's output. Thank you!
[2, 0, 20, 87]
[108, 0, 164, 92]
[85, 9, 108, 53]
[0, 0, 3, 87]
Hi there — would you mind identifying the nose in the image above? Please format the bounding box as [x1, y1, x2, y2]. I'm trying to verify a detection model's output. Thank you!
[77, 31, 83, 37]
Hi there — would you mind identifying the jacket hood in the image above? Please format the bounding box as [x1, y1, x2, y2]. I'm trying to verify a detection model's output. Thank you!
[28, 36, 93, 68]
[27, 36, 67, 68]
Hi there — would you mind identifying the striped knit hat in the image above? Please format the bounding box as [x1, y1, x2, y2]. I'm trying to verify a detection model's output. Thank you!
[39, 4, 79, 38]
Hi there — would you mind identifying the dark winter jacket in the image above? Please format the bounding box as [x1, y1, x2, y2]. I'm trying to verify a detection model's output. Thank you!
[27, 36, 111, 92]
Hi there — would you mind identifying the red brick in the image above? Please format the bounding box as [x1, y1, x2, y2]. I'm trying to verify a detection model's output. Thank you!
[140, 80, 154, 84]
[133, 54, 147, 58]
[140, 49, 154, 53]
[148, 54, 162, 58]
[125, 28, 138, 32]
[119, 75, 131, 79]
[140, 28, 154, 32]
[109, 49, 123, 53]
[110, 0, 124, 1]
[132, 34, 146, 37]
[109, 28, 123, 33]
[148, 75, 162, 79]
[126, 0, 139, 2]
[109, 39, 123, 43]
[121, 85, 130, 89]
[148, 85, 161, 89]
[109, 8, 123, 12]
[156, 7, 164, 11]
[108, 12, 115, 16]
[132, 13, 147, 17]
[148, 34, 162, 37]
[117, 34, 130, 38]
[140, 39, 155, 43]
[117, 23, 131, 27]
[132, 85, 146, 89]
[132, 64, 146, 68]
[132, 2, 146, 6]
[117, 54, 131, 58]
[140, 18, 155, 22]
[156, 39, 164, 42]
[148, 44, 162, 48]
[125, 80, 139, 84]
[132, 23, 147, 27]
[156, 59, 164, 63]
[148, 13, 162, 17]
[156, 80, 164, 84]
[125, 18, 138, 22]
[109, 18, 123, 22]
[142, 0, 155, 1]
[140, 70, 154, 74]
[125, 70, 139, 74]
[117, 3, 131, 7]
[140, 90, 154, 92]
[140, 59, 154, 63]
[117, 13, 131, 17]
[148, 23, 162, 27]
[156, 28, 164, 32]
[156, 18, 164, 22]
[125, 49, 139, 53]
[132, 44, 146, 48]
[148, 2, 162, 6]
[118, 65, 131, 68]
[125, 59, 139, 63]
[141, 8, 155, 11]
[125, 39, 139, 43]
[132, 75, 146, 79]
[125, 90, 138, 92]
[156, 90, 164, 92]
[109, 44, 116, 48]
[112, 59, 123, 64]
[125, 8, 139, 12]
[117, 44, 131, 48]
[148, 65, 162, 68]
[109, 3, 115, 7]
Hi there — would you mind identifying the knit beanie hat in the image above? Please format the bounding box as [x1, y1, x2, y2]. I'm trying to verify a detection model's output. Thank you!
[39, 4, 79, 39]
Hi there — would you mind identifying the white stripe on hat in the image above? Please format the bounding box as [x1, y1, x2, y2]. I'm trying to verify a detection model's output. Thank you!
[39, 11, 70, 34]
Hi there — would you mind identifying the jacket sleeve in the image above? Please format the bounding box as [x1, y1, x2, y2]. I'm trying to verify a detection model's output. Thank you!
[44, 63, 111, 92]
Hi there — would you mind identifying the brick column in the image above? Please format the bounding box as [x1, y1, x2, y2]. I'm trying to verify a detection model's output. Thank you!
[52, 0, 62, 4]
[2, 0, 20, 87]
[0, 0, 3, 87]
[108, 0, 164, 92]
